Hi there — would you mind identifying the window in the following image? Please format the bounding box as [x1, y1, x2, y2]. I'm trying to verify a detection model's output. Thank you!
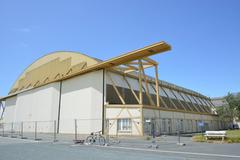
[117, 119, 132, 132]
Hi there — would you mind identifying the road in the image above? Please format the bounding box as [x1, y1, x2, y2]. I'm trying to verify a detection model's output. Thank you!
[0, 136, 240, 160]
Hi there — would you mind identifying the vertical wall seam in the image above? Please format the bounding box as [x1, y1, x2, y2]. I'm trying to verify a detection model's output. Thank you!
[57, 81, 62, 133]
[102, 69, 105, 134]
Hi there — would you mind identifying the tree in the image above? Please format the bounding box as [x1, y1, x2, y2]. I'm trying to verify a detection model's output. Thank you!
[225, 92, 240, 120]
[216, 92, 240, 128]
[235, 93, 240, 119]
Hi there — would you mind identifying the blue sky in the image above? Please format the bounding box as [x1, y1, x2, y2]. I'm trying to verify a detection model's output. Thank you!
[0, 0, 239, 97]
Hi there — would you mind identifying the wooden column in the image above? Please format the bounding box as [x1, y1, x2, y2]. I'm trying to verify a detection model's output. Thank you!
[138, 60, 143, 104]
[155, 64, 160, 107]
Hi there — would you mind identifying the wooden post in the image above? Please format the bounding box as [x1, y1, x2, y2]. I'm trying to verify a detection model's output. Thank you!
[155, 65, 160, 107]
[140, 61, 155, 106]
[138, 60, 143, 105]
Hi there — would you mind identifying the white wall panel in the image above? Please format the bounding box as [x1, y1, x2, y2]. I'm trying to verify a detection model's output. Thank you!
[4, 83, 60, 125]
[14, 82, 60, 123]
[3, 96, 17, 123]
[59, 70, 103, 134]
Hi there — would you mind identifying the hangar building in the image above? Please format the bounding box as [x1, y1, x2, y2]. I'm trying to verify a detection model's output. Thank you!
[0, 42, 221, 136]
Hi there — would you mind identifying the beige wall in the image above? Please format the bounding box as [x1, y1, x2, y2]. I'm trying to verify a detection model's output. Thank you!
[105, 107, 142, 136]
[143, 108, 219, 135]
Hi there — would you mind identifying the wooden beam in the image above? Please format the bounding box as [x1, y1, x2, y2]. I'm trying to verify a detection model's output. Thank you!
[106, 116, 141, 120]
[139, 60, 155, 106]
[124, 64, 139, 70]
[155, 65, 160, 107]
[105, 104, 141, 108]
[142, 64, 154, 69]
[128, 61, 150, 65]
[142, 105, 217, 116]
[140, 105, 144, 136]
[124, 69, 137, 74]
[138, 60, 143, 105]
[143, 57, 158, 65]
[113, 64, 138, 74]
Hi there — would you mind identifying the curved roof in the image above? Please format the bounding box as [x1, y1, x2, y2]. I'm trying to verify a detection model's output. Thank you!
[9, 51, 100, 94]
[0, 41, 173, 98]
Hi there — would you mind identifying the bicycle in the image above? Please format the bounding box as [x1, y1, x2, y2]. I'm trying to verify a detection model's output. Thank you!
[85, 131, 106, 145]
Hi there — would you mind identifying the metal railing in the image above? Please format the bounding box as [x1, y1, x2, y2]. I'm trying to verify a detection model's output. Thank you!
[0, 118, 224, 143]
[0, 119, 105, 143]
[0, 120, 57, 141]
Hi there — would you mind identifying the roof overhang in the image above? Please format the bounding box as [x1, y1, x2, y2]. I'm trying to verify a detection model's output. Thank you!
[61, 41, 171, 80]
[0, 41, 171, 101]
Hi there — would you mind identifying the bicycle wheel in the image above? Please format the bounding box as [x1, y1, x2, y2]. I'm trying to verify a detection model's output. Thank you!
[98, 136, 106, 145]
[86, 136, 95, 144]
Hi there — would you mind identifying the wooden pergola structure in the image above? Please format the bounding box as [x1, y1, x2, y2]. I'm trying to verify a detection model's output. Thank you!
[102, 42, 171, 135]
[107, 57, 160, 107]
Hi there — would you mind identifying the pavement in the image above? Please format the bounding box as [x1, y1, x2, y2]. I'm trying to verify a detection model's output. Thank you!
[0, 135, 240, 160]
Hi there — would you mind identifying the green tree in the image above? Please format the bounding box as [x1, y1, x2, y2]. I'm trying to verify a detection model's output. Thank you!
[226, 93, 240, 120]
[216, 92, 240, 127]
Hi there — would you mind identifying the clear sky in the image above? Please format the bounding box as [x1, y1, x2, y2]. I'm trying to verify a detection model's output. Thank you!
[0, 0, 239, 98]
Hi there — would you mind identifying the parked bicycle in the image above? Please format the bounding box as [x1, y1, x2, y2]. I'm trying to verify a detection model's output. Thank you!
[85, 131, 105, 145]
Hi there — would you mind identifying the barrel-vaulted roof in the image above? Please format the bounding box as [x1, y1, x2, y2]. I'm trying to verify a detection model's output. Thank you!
[2, 41, 171, 99]
[9, 51, 101, 94]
